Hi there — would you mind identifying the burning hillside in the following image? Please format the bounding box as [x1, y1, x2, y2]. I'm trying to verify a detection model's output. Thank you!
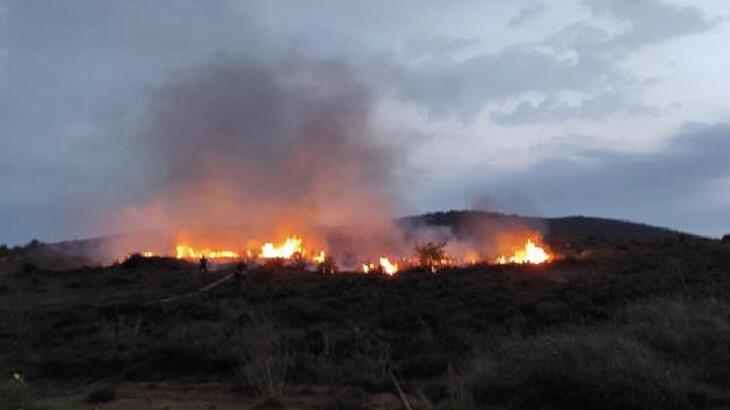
[495, 239, 550, 265]
[97, 58, 555, 272]
[125, 231, 552, 274]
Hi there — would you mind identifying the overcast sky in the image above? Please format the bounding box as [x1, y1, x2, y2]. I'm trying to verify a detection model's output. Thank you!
[1, 0, 730, 244]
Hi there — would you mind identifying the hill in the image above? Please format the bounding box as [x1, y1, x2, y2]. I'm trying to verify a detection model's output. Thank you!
[400, 210, 685, 244]
[3, 211, 689, 270]
[1, 234, 730, 408]
[397, 210, 691, 249]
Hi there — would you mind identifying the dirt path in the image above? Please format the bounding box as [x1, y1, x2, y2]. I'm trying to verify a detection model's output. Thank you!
[95, 382, 423, 410]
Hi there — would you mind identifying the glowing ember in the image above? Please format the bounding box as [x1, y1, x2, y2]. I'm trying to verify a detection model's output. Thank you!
[141, 251, 155, 258]
[260, 236, 303, 259]
[175, 245, 239, 259]
[496, 239, 550, 265]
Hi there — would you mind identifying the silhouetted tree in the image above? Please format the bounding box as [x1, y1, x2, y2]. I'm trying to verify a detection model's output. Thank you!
[415, 241, 447, 270]
[25, 239, 42, 250]
[318, 256, 337, 274]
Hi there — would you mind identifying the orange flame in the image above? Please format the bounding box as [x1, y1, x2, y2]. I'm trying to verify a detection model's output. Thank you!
[496, 239, 550, 265]
[313, 250, 326, 264]
[380, 257, 398, 275]
[362, 257, 399, 275]
[173, 235, 325, 263]
[175, 245, 239, 260]
[260, 236, 303, 259]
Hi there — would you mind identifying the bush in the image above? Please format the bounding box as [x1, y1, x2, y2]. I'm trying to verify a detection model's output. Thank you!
[615, 298, 730, 388]
[140, 320, 234, 378]
[230, 313, 291, 399]
[86, 383, 117, 404]
[415, 242, 447, 270]
[0, 373, 29, 409]
[469, 331, 700, 409]
[121, 253, 148, 269]
[17, 262, 37, 277]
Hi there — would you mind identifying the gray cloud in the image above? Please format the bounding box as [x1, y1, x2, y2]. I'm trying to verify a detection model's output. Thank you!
[584, 0, 719, 49]
[482, 123, 730, 236]
[508, 2, 547, 27]
[491, 90, 658, 125]
[403, 40, 626, 119]
[401, 1, 719, 122]
[0, 0, 729, 243]
[402, 35, 480, 60]
[0, 0, 267, 243]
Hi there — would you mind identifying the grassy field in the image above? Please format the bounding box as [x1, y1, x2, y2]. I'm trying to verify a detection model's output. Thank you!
[2, 236, 730, 409]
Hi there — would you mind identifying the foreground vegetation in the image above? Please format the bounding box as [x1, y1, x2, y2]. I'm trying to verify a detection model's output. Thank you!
[1, 236, 730, 409]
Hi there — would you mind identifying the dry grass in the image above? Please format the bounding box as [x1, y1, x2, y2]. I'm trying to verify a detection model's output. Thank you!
[231, 311, 292, 399]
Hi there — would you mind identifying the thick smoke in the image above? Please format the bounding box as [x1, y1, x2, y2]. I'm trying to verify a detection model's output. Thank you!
[107, 56, 404, 264]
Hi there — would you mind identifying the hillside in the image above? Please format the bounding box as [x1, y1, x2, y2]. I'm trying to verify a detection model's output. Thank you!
[3, 211, 689, 270]
[2, 235, 730, 409]
[400, 210, 685, 244]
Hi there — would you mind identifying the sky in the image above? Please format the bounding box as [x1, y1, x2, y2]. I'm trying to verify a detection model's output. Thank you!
[1, 0, 730, 244]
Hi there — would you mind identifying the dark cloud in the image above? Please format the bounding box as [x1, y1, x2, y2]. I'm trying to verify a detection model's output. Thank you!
[0, 0, 266, 243]
[482, 123, 730, 236]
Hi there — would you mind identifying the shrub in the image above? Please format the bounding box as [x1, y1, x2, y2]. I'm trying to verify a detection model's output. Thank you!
[415, 242, 447, 270]
[16, 262, 37, 277]
[231, 313, 291, 399]
[85, 383, 117, 404]
[100, 315, 143, 353]
[121, 253, 148, 269]
[469, 331, 699, 409]
[24, 239, 42, 250]
[615, 298, 730, 389]
[141, 320, 234, 378]
[0, 373, 29, 409]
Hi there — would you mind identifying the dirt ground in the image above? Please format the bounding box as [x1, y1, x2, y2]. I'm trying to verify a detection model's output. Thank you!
[95, 382, 422, 410]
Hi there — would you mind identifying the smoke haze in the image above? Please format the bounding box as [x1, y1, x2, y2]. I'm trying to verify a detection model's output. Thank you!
[104, 56, 405, 264]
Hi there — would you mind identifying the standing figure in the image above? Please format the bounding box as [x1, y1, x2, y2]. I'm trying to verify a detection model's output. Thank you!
[234, 260, 248, 289]
[199, 255, 209, 273]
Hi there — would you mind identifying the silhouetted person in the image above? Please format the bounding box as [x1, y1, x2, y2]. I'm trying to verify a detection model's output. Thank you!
[235, 261, 247, 278]
[199, 255, 208, 273]
[234, 260, 248, 289]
